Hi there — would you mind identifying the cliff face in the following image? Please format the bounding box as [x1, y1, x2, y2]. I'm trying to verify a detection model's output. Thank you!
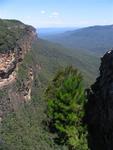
[0, 20, 37, 119]
[0, 24, 37, 85]
[85, 50, 113, 150]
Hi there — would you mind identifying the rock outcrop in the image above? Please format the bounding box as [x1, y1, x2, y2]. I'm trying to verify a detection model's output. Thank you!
[85, 50, 113, 150]
[17, 67, 34, 102]
[0, 25, 37, 88]
[0, 21, 37, 119]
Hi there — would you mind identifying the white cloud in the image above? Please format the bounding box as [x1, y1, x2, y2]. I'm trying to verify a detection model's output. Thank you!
[49, 11, 60, 18]
[49, 15, 53, 18]
[52, 11, 59, 17]
[41, 10, 46, 14]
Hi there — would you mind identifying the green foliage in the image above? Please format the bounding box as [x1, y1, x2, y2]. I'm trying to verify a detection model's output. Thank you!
[0, 21, 98, 149]
[0, 19, 23, 52]
[0, 41, 68, 150]
[32, 39, 99, 86]
[45, 66, 88, 149]
[42, 25, 113, 55]
[0, 90, 7, 98]
[0, 19, 31, 53]
[17, 51, 33, 81]
[0, 103, 68, 150]
[16, 51, 33, 89]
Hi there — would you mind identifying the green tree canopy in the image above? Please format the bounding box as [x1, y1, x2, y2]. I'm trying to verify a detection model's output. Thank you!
[45, 66, 88, 150]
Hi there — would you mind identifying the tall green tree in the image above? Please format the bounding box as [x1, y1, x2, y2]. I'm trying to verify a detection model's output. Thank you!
[45, 66, 88, 150]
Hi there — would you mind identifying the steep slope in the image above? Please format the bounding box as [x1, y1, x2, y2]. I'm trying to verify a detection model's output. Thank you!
[33, 39, 99, 86]
[0, 20, 70, 150]
[0, 19, 99, 120]
[41, 25, 113, 55]
[0, 19, 99, 150]
[0, 19, 36, 52]
[0, 19, 37, 118]
[85, 50, 113, 150]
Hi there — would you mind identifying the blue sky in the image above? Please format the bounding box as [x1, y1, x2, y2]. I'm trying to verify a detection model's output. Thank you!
[0, 0, 113, 27]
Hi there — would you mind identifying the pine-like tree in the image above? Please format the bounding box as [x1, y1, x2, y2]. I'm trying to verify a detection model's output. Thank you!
[45, 66, 88, 150]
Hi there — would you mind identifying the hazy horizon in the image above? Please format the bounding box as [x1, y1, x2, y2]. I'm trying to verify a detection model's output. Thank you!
[38, 24, 113, 29]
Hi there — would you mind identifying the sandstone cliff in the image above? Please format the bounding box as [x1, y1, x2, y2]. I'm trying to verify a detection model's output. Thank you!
[0, 21, 37, 85]
[85, 50, 113, 150]
[0, 20, 37, 119]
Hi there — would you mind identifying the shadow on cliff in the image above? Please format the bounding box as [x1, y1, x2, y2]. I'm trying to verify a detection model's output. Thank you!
[84, 49, 113, 150]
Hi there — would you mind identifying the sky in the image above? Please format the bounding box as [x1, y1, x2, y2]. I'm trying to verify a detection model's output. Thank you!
[0, 0, 113, 28]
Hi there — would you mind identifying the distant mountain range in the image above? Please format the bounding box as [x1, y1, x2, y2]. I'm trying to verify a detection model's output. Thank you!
[38, 27, 78, 36]
[33, 38, 99, 86]
[40, 25, 113, 55]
